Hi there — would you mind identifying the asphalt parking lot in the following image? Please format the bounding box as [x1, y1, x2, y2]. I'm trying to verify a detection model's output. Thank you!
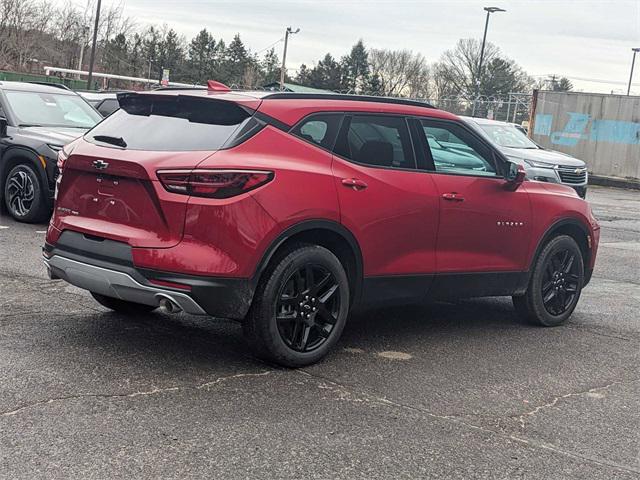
[0, 185, 638, 479]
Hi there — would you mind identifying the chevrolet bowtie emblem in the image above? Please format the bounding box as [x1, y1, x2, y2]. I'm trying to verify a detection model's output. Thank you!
[574, 168, 586, 174]
[92, 160, 109, 170]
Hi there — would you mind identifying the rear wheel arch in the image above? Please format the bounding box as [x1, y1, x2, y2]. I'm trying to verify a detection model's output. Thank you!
[253, 220, 363, 307]
[529, 218, 591, 275]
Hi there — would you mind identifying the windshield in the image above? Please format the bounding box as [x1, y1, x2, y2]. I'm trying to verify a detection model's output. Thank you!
[478, 123, 538, 149]
[4, 90, 101, 128]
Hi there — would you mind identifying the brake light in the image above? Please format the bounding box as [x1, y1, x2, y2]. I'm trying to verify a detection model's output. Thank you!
[157, 169, 274, 198]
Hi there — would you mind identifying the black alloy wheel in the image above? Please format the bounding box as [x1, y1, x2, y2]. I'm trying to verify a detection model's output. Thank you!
[540, 248, 581, 316]
[243, 244, 350, 367]
[4, 164, 48, 223]
[7, 168, 35, 216]
[276, 264, 341, 352]
[513, 235, 584, 327]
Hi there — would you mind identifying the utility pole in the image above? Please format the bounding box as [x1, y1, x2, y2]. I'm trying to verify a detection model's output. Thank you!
[86, 0, 102, 90]
[472, 6, 506, 116]
[627, 48, 640, 95]
[280, 26, 300, 91]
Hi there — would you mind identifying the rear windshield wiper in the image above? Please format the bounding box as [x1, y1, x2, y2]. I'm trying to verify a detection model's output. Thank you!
[92, 135, 127, 148]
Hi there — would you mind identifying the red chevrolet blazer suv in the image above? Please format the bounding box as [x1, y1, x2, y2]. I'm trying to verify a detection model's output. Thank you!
[43, 85, 600, 367]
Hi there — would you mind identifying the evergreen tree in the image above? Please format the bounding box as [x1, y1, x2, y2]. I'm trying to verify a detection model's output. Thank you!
[365, 73, 383, 95]
[129, 33, 143, 78]
[223, 34, 250, 85]
[261, 48, 280, 85]
[188, 28, 215, 82]
[142, 26, 161, 81]
[295, 64, 311, 85]
[158, 29, 184, 80]
[340, 40, 370, 93]
[308, 53, 343, 91]
[103, 33, 128, 76]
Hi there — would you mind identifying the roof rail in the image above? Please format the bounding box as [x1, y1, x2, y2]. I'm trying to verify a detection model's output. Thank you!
[27, 81, 72, 91]
[262, 92, 435, 109]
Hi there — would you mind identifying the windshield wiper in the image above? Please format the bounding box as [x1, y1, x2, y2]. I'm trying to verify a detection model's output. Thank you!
[92, 135, 127, 148]
[18, 123, 43, 127]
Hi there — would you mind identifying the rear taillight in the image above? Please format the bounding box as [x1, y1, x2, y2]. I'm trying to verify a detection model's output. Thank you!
[157, 169, 274, 199]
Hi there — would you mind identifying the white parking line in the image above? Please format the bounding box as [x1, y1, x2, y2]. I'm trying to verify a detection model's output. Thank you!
[36, 230, 47, 234]
[0, 226, 8, 230]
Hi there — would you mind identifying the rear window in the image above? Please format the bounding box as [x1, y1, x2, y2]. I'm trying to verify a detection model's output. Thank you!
[85, 94, 251, 151]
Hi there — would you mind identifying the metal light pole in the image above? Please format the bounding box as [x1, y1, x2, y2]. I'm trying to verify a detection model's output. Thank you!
[280, 27, 300, 91]
[472, 6, 506, 116]
[627, 47, 640, 95]
[86, 0, 102, 90]
[77, 26, 90, 79]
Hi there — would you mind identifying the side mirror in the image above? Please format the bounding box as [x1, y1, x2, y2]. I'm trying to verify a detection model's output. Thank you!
[505, 162, 526, 191]
[0, 117, 7, 137]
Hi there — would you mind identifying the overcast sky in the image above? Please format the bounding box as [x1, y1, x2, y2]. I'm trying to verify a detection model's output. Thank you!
[60, 0, 640, 94]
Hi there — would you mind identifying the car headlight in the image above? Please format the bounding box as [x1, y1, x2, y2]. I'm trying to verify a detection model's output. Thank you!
[523, 159, 555, 169]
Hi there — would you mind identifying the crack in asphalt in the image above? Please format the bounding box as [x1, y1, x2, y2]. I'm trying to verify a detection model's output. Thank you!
[0, 370, 273, 418]
[566, 324, 637, 342]
[196, 371, 272, 389]
[515, 379, 640, 430]
[296, 369, 640, 476]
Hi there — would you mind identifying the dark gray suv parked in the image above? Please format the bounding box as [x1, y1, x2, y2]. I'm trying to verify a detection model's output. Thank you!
[0, 82, 102, 222]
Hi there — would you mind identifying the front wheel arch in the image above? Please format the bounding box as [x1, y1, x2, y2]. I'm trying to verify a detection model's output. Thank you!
[528, 218, 591, 278]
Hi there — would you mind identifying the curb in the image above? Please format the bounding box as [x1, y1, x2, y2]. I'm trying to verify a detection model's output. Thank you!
[589, 175, 640, 191]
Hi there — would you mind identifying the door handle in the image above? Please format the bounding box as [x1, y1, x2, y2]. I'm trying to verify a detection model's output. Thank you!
[442, 192, 464, 202]
[341, 178, 368, 190]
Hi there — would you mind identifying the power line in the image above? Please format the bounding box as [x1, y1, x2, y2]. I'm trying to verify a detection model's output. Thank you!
[532, 74, 640, 87]
[255, 37, 284, 56]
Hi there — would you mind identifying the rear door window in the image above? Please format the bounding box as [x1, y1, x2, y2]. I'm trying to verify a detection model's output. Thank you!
[334, 115, 415, 169]
[86, 94, 251, 151]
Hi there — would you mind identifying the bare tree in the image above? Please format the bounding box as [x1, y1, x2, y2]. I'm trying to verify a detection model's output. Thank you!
[0, 0, 54, 70]
[368, 48, 430, 97]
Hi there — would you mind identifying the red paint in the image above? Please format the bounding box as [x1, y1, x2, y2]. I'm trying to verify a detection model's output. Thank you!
[47, 91, 599, 291]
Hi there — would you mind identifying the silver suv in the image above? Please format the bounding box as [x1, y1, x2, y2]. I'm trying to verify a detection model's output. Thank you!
[461, 116, 588, 198]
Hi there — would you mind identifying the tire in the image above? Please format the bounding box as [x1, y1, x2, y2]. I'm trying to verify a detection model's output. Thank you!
[3, 163, 49, 223]
[243, 244, 350, 367]
[513, 235, 584, 327]
[91, 292, 157, 314]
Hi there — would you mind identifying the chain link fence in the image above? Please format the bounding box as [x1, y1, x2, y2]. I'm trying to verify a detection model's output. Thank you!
[412, 93, 533, 125]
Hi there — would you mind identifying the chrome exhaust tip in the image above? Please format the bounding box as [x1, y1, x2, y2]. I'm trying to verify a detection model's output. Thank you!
[158, 297, 182, 314]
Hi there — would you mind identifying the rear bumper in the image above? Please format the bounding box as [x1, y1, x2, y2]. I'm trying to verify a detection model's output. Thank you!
[45, 255, 207, 315]
[43, 231, 254, 320]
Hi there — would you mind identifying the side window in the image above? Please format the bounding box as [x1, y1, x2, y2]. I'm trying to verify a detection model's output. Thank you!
[291, 114, 342, 150]
[419, 120, 499, 177]
[97, 99, 119, 117]
[334, 115, 415, 169]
